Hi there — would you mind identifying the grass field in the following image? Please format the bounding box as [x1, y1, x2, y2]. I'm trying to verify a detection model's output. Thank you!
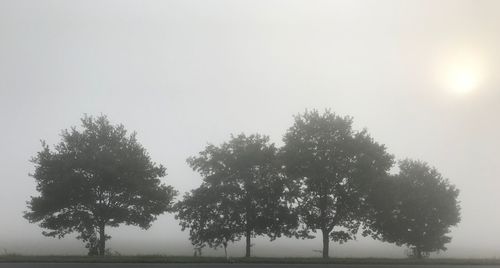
[0, 255, 499, 265]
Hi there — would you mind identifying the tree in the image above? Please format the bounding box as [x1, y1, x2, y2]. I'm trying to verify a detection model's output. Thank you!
[365, 159, 461, 259]
[185, 134, 298, 257]
[175, 184, 241, 259]
[24, 115, 177, 255]
[281, 110, 394, 258]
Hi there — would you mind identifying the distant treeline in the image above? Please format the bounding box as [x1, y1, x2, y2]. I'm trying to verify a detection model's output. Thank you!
[24, 110, 460, 259]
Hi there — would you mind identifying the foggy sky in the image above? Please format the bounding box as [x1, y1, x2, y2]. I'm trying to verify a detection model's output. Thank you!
[1, 0, 499, 258]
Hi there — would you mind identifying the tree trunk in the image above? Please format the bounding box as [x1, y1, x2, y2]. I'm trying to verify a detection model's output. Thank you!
[415, 247, 423, 259]
[245, 229, 251, 258]
[224, 244, 228, 260]
[322, 229, 330, 259]
[98, 223, 106, 256]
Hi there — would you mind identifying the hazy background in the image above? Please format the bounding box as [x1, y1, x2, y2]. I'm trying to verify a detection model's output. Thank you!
[1, 0, 499, 258]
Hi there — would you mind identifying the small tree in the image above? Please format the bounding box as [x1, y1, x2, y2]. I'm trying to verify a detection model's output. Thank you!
[175, 184, 241, 259]
[185, 134, 298, 257]
[281, 110, 394, 258]
[24, 115, 177, 255]
[365, 159, 461, 259]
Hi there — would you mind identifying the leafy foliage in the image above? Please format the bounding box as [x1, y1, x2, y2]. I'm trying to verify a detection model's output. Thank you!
[365, 159, 461, 258]
[175, 183, 241, 256]
[177, 134, 298, 257]
[24, 115, 177, 255]
[281, 110, 394, 258]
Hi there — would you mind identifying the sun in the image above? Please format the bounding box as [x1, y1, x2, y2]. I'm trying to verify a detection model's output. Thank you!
[446, 66, 481, 95]
[436, 49, 485, 96]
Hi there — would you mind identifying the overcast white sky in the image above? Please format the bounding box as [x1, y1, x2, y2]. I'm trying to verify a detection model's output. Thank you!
[1, 0, 499, 258]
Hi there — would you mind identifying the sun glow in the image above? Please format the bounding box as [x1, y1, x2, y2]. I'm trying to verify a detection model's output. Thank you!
[436, 48, 486, 96]
[446, 66, 481, 95]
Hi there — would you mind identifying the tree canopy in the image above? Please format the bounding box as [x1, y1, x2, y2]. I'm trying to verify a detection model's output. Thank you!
[281, 110, 394, 258]
[179, 134, 298, 257]
[24, 115, 177, 255]
[365, 159, 461, 258]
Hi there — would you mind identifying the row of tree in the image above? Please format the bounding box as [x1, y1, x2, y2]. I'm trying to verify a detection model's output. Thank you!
[24, 111, 460, 259]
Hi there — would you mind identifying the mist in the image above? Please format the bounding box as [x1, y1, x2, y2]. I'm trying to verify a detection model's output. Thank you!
[1, 0, 499, 258]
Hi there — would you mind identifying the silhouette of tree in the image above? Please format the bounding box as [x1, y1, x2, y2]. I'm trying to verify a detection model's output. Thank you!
[183, 134, 298, 257]
[175, 184, 241, 259]
[24, 115, 177, 255]
[365, 159, 461, 259]
[281, 110, 394, 258]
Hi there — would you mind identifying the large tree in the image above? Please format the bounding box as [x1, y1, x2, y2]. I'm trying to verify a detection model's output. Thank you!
[365, 159, 461, 259]
[281, 110, 394, 258]
[185, 134, 298, 257]
[24, 115, 177, 255]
